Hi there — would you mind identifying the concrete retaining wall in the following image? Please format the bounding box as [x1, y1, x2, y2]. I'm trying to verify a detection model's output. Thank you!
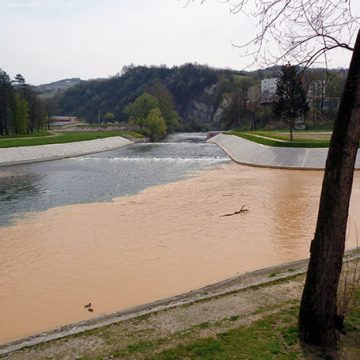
[208, 133, 360, 170]
[0, 137, 133, 167]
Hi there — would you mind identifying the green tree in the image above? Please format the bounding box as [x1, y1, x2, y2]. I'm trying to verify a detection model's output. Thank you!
[124, 93, 159, 128]
[0, 69, 13, 135]
[219, 76, 257, 129]
[143, 108, 167, 141]
[0, 70, 47, 135]
[14, 73, 47, 133]
[103, 112, 115, 122]
[148, 81, 182, 132]
[12, 93, 30, 134]
[273, 64, 309, 140]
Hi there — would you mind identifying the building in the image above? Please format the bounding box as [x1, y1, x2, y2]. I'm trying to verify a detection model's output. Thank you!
[261, 78, 277, 103]
[49, 116, 79, 126]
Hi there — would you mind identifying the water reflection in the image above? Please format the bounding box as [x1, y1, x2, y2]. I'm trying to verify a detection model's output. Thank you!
[0, 163, 359, 344]
[0, 174, 40, 202]
[265, 171, 321, 257]
[0, 173, 42, 224]
[0, 133, 229, 226]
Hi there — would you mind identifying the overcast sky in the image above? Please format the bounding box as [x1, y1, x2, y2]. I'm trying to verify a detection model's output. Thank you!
[1, 0, 359, 85]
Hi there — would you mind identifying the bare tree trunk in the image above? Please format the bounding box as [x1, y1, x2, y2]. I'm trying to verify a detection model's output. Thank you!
[299, 30, 360, 346]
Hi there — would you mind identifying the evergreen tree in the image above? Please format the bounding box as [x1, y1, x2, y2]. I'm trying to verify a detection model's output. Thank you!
[0, 69, 13, 135]
[0, 69, 47, 135]
[273, 64, 309, 140]
[14, 74, 47, 133]
[13, 93, 30, 134]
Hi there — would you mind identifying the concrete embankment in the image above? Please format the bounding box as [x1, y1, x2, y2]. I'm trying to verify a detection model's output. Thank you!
[0, 137, 132, 167]
[208, 133, 360, 170]
[1, 251, 358, 357]
[0, 257, 311, 356]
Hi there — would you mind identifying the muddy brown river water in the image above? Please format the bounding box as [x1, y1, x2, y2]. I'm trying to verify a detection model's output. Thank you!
[1, 161, 360, 344]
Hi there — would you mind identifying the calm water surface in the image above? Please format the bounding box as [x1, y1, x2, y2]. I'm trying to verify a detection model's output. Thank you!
[0, 133, 229, 226]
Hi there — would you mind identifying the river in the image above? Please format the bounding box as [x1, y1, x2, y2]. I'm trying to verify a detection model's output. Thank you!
[0, 133, 359, 344]
[0, 133, 229, 226]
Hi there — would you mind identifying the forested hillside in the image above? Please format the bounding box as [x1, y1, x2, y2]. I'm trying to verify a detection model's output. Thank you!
[56, 64, 237, 130]
[54, 63, 346, 132]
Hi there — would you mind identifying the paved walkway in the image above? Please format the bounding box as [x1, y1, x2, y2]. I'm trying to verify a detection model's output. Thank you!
[0, 137, 132, 167]
[209, 133, 360, 170]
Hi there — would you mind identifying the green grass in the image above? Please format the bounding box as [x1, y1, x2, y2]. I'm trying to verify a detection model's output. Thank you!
[0, 131, 52, 139]
[247, 130, 331, 141]
[149, 303, 360, 360]
[98, 292, 359, 360]
[230, 131, 330, 148]
[152, 307, 302, 360]
[0, 130, 142, 148]
[10, 276, 360, 359]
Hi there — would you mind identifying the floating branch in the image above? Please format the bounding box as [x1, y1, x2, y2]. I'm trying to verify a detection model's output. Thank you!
[220, 205, 249, 217]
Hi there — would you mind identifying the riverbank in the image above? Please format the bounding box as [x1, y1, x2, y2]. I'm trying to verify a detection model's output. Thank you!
[209, 133, 360, 169]
[0, 136, 132, 166]
[1, 253, 359, 358]
[1, 162, 360, 345]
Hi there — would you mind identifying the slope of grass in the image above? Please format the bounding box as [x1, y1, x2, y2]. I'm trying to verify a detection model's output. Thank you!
[230, 131, 330, 148]
[0, 131, 52, 139]
[111, 297, 360, 360]
[0, 130, 142, 148]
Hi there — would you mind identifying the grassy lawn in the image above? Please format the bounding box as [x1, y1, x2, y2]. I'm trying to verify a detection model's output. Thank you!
[111, 300, 360, 360]
[0, 131, 53, 139]
[160, 311, 357, 359]
[0, 130, 142, 148]
[230, 130, 331, 148]
[248, 130, 332, 142]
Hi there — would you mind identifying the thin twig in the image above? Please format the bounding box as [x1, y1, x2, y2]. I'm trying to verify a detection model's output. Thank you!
[220, 205, 249, 217]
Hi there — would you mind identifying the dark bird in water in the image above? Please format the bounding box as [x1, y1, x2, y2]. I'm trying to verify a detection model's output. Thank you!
[84, 303, 91, 308]
[88, 308, 94, 312]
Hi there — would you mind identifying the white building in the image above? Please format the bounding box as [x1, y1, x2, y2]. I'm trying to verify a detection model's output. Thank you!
[261, 78, 277, 103]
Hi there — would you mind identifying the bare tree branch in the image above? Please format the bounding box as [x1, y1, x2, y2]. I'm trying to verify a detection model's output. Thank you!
[185, 0, 360, 68]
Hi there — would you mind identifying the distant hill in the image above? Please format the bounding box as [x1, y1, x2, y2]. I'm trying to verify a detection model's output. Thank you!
[36, 78, 82, 97]
[52, 64, 347, 131]
[56, 64, 230, 130]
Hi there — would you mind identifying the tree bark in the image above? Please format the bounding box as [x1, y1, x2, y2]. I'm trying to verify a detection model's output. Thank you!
[299, 30, 360, 346]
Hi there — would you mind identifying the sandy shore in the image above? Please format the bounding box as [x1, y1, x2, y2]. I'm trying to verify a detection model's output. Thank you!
[0, 136, 132, 166]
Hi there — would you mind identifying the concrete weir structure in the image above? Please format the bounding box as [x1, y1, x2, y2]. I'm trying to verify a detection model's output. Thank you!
[0, 137, 133, 167]
[208, 133, 360, 170]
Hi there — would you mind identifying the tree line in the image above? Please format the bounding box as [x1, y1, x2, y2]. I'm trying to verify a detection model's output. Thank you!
[56, 64, 231, 128]
[54, 63, 346, 132]
[0, 69, 48, 136]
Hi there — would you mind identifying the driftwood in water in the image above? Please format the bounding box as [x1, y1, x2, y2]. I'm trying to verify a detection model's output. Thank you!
[220, 205, 248, 217]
